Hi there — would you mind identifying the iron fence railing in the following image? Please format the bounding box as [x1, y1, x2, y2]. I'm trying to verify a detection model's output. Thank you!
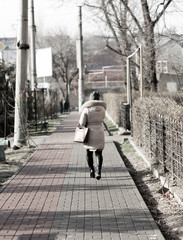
[132, 106, 183, 184]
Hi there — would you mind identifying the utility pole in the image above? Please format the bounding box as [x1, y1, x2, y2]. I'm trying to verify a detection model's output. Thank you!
[13, 0, 29, 149]
[77, 6, 84, 111]
[30, 0, 38, 130]
[30, 0, 37, 90]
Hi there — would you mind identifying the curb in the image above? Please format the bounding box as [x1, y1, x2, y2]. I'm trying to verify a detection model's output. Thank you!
[0, 149, 37, 193]
[129, 138, 183, 207]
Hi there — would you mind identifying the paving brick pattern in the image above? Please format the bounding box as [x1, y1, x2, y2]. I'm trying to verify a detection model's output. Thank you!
[0, 112, 165, 240]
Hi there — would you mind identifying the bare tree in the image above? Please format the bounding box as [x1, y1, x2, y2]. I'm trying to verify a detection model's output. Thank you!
[84, 0, 174, 91]
[37, 31, 78, 111]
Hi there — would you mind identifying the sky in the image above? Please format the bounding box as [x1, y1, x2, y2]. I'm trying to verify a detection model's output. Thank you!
[0, 0, 183, 39]
[0, 0, 98, 38]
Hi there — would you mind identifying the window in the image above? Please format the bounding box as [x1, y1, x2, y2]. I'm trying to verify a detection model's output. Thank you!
[156, 61, 168, 73]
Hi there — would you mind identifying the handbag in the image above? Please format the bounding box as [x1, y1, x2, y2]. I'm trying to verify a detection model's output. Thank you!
[74, 125, 89, 143]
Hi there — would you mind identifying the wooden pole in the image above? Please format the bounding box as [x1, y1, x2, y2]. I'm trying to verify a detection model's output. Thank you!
[30, 0, 37, 91]
[30, 0, 38, 130]
[78, 6, 84, 111]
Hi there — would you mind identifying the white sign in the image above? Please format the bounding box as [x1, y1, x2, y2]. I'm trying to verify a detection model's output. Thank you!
[36, 48, 52, 78]
[37, 82, 50, 89]
[167, 82, 177, 92]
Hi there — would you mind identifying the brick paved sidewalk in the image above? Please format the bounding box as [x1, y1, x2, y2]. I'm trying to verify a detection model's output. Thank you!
[0, 112, 165, 240]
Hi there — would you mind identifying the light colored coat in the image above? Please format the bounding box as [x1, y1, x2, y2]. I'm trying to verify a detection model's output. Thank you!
[79, 100, 106, 150]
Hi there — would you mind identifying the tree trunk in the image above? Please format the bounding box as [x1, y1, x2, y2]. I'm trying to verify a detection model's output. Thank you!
[144, 23, 158, 91]
[141, 0, 157, 91]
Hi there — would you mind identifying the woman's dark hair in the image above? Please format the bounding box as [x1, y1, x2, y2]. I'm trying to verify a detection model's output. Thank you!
[90, 91, 100, 100]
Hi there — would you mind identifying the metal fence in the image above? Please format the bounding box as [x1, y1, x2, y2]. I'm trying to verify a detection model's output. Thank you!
[132, 105, 183, 184]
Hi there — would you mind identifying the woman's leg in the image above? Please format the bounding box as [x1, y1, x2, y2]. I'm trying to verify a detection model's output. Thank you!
[86, 149, 95, 178]
[95, 150, 103, 180]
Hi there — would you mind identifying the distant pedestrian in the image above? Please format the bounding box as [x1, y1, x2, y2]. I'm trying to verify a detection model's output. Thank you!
[64, 101, 70, 112]
[60, 100, 63, 114]
[79, 91, 106, 180]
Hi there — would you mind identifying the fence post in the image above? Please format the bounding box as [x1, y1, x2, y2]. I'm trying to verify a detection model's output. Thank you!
[162, 117, 166, 173]
[149, 112, 152, 158]
[155, 115, 159, 164]
[126, 57, 131, 106]
[140, 46, 143, 99]
[171, 119, 175, 184]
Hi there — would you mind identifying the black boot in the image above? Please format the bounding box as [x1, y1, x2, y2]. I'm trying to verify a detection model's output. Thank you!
[96, 169, 101, 180]
[87, 150, 95, 178]
[90, 168, 95, 178]
[96, 151, 103, 180]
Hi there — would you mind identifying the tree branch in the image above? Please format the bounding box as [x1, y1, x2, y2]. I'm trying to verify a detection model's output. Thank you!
[102, 0, 124, 56]
[120, 0, 144, 35]
[153, 0, 173, 26]
[106, 43, 125, 56]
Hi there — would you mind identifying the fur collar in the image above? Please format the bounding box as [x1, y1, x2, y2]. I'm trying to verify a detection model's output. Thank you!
[80, 100, 106, 113]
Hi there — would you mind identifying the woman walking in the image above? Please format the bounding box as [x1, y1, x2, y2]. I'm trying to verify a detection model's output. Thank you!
[79, 91, 106, 180]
